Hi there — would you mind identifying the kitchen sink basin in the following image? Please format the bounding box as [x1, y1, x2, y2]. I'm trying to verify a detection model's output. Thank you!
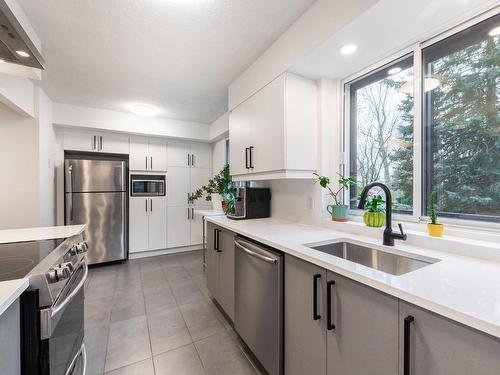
[305, 241, 439, 275]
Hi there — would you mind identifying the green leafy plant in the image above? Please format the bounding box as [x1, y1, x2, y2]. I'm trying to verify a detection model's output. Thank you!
[365, 194, 385, 213]
[313, 172, 356, 205]
[189, 164, 235, 214]
[429, 191, 438, 225]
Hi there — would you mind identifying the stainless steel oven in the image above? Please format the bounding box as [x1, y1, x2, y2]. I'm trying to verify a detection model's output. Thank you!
[19, 236, 89, 375]
[130, 174, 166, 196]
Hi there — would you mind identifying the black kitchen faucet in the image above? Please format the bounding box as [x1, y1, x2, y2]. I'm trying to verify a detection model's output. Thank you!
[358, 182, 407, 246]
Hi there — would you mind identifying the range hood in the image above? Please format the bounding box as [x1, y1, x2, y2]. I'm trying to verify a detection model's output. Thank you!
[0, 0, 44, 69]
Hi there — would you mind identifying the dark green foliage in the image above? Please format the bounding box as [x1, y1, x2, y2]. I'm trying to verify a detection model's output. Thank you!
[314, 172, 356, 205]
[366, 195, 385, 213]
[429, 191, 438, 225]
[189, 164, 235, 214]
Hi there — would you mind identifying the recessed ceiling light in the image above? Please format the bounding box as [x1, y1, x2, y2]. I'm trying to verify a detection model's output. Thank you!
[340, 44, 357, 55]
[126, 103, 161, 117]
[15, 50, 30, 58]
[388, 67, 402, 75]
[489, 25, 500, 36]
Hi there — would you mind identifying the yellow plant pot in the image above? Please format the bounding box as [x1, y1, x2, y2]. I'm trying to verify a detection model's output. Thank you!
[427, 223, 444, 237]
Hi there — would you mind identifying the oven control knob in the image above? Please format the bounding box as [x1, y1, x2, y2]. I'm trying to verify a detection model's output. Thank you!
[68, 245, 78, 256]
[46, 264, 72, 283]
[76, 241, 88, 254]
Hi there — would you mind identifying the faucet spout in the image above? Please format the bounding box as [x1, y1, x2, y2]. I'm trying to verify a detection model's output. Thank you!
[358, 182, 407, 246]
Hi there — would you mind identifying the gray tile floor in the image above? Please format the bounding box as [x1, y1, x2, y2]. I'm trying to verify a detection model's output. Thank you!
[84, 250, 260, 375]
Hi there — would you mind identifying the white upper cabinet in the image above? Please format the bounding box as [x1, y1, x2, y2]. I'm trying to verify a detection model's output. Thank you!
[63, 129, 129, 154]
[229, 72, 317, 180]
[168, 141, 191, 167]
[129, 136, 167, 172]
[167, 166, 191, 207]
[190, 143, 211, 169]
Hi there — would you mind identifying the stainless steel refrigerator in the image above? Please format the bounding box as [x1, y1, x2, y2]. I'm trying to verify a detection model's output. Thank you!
[65, 157, 127, 265]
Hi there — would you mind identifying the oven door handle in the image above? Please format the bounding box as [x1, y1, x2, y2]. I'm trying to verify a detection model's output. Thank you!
[51, 260, 88, 318]
[65, 342, 87, 375]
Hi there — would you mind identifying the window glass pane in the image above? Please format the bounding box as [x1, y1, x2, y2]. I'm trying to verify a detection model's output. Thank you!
[348, 55, 414, 214]
[423, 14, 500, 221]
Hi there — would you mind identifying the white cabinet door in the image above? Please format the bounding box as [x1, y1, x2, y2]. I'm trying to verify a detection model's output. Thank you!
[99, 132, 129, 154]
[167, 206, 191, 248]
[148, 198, 167, 251]
[167, 167, 191, 206]
[63, 130, 96, 152]
[129, 198, 149, 253]
[129, 136, 149, 171]
[229, 107, 252, 176]
[149, 138, 168, 172]
[190, 168, 212, 207]
[190, 143, 211, 169]
[167, 141, 190, 167]
[248, 75, 285, 174]
[190, 209, 204, 245]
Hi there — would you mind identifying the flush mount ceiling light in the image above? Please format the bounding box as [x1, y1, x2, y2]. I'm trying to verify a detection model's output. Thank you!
[489, 25, 500, 36]
[126, 103, 161, 117]
[340, 44, 357, 55]
[388, 67, 402, 75]
[15, 50, 30, 58]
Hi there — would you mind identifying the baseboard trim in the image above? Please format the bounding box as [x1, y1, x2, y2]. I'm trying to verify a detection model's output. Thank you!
[129, 244, 203, 259]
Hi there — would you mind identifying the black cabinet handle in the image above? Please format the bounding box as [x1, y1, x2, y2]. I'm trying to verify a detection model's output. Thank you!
[214, 229, 221, 252]
[404, 315, 414, 375]
[213, 229, 217, 250]
[326, 280, 335, 330]
[245, 147, 249, 169]
[249, 146, 254, 168]
[313, 274, 321, 320]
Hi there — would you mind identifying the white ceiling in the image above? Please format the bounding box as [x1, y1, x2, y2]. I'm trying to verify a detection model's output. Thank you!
[18, 0, 316, 123]
[291, 0, 498, 81]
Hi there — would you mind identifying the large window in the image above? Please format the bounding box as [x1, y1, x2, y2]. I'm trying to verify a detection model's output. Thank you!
[346, 12, 500, 223]
[423, 14, 500, 221]
[349, 55, 414, 214]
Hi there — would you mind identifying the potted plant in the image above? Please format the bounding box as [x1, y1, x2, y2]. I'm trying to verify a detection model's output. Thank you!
[314, 172, 356, 222]
[427, 191, 444, 237]
[363, 194, 385, 227]
[189, 164, 235, 215]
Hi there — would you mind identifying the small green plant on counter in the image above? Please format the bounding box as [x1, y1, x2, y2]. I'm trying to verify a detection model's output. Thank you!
[313, 172, 356, 205]
[363, 194, 385, 228]
[189, 164, 235, 214]
[429, 191, 438, 224]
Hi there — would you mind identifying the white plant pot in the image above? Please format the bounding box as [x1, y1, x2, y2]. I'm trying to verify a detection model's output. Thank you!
[211, 193, 224, 212]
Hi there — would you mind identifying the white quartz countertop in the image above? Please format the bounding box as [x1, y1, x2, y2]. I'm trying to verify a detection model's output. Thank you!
[193, 209, 225, 217]
[0, 279, 28, 315]
[0, 224, 85, 244]
[0, 224, 86, 315]
[207, 216, 500, 339]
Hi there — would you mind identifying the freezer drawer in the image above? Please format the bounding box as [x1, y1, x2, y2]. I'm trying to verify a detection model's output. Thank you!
[234, 237, 283, 375]
[66, 191, 126, 264]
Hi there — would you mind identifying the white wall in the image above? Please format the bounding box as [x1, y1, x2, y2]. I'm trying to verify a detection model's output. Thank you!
[228, 0, 377, 110]
[36, 89, 56, 226]
[0, 103, 39, 229]
[212, 138, 227, 176]
[53, 103, 210, 141]
[209, 112, 229, 141]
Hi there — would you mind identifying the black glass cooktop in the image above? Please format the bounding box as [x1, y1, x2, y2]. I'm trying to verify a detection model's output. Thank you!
[0, 238, 65, 282]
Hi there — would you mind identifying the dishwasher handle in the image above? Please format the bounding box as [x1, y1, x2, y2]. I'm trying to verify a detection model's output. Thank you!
[235, 240, 277, 264]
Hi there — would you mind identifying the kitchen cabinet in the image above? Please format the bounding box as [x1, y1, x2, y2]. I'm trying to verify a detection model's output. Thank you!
[190, 167, 212, 207]
[168, 141, 211, 168]
[167, 167, 191, 207]
[399, 301, 500, 375]
[206, 222, 235, 321]
[63, 129, 129, 154]
[129, 197, 167, 253]
[284, 255, 398, 375]
[0, 300, 20, 375]
[167, 206, 191, 248]
[326, 271, 399, 375]
[229, 72, 317, 180]
[129, 136, 167, 172]
[285, 255, 327, 375]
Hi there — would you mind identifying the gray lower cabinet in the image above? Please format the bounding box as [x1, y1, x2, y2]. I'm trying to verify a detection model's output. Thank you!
[285, 255, 399, 375]
[285, 255, 327, 375]
[206, 222, 235, 321]
[327, 271, 399, 375]
[400, 301, 500, 375]
[0, 299, 21, 375]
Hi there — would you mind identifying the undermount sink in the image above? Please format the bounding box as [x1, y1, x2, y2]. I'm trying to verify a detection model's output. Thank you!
[305, 241, 439, 276]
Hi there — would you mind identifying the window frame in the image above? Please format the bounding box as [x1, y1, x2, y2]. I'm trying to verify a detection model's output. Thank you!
[341, 8, 500, 229]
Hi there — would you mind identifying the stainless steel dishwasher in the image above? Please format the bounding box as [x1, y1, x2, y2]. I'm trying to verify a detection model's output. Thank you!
[234, 236, 283, 375]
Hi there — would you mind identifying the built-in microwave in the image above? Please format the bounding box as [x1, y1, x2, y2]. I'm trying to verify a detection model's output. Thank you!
[130, 174, 166, 196]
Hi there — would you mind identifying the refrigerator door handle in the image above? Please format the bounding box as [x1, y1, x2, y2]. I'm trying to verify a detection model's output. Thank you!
[68, 165, 74, 222]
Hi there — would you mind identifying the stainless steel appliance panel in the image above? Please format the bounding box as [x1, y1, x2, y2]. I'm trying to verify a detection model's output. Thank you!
[234, 237, 283, 375]
[65, 159, 126, 193]
[66, 192, 126, 264]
